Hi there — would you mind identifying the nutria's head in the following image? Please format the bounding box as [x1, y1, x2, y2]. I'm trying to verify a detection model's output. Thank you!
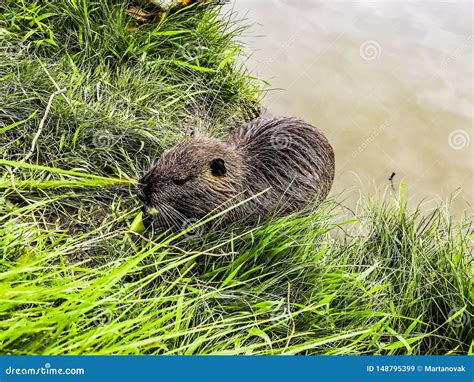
[137, 138, 245, 229]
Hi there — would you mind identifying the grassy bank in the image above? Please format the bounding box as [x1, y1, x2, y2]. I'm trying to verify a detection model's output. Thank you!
[0, 1, 472, 355]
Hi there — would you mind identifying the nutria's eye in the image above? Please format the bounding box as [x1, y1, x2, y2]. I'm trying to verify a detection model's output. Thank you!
[210, 158, 226, 177]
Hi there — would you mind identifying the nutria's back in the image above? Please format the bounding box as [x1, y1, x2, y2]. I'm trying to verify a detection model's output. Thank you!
[138, 116, 335, 230]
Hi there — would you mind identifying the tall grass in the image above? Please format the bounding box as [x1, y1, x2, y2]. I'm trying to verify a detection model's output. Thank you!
[0, 1, 472, 355]
[0, 190, 472, 354]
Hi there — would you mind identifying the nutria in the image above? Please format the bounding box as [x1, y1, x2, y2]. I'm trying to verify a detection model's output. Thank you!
[137, 116, 335, 230]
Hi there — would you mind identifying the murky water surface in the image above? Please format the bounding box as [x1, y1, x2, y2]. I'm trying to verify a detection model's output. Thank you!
[230, 0, 473, 214]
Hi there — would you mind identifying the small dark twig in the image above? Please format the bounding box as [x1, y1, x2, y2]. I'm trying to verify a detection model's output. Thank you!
[389, 172, 396, 192]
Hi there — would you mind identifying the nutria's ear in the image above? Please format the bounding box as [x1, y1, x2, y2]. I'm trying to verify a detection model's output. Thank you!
[210, 158, 226, 176]
[190, 126, 197, 138]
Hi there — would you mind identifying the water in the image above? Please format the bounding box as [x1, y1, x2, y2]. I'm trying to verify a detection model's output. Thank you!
[230, 0, 473, 214]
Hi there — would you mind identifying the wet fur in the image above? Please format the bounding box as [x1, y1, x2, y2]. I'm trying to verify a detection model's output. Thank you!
[138, 116, 335, 230]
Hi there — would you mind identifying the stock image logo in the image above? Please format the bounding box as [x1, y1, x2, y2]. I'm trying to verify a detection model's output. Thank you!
[270, 130, 293, 150]
[5, 363, 85, 376]
[92, 130, 114, 149]
[180, 42, 208, 61]
[269, 304, 290, 324]
[181, 218, 205, 239]
[359, 40, 382, 61]
[91, 307, 114, 327]
[448, 129, 470, 150]
[447, 307, 471, 328]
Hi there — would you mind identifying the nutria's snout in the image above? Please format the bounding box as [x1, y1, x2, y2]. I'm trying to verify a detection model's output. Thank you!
[135, 184, 146, 203]
[135, 180, 151, 205]
[136, 175, 161, 229]
[137, 166, 160, 206]
[137, 116, 335, 231]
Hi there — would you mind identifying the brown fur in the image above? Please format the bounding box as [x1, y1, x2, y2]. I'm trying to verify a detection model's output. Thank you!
[138, 116, 335, 230]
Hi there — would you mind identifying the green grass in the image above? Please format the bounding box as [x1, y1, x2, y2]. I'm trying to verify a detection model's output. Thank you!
[0, 0, 472, 355]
